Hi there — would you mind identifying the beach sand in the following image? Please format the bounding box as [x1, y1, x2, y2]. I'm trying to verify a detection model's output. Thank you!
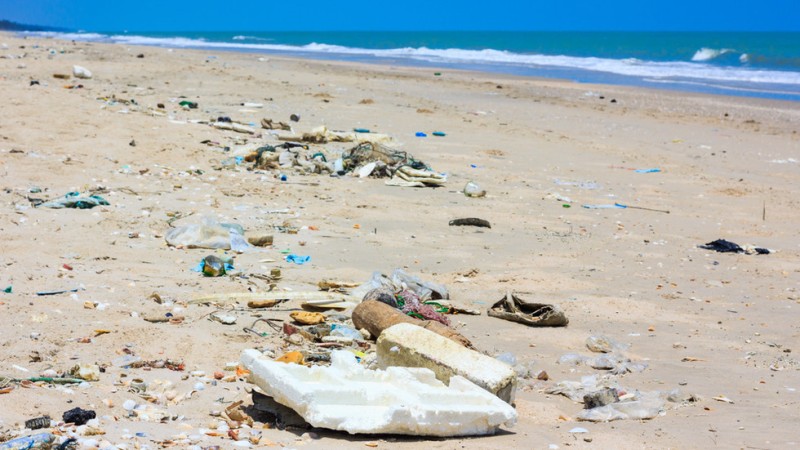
[1, 33, 799, 449]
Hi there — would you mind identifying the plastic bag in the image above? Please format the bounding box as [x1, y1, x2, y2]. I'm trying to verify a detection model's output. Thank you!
[578, 391, 666, 422]
[586, 335, 628, 353]
[545, 375, 621, 402]
[165, 217, 254, 252]
[390, 269, 448, 301]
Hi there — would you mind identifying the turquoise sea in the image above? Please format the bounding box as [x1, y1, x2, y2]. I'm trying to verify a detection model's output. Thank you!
[23, 30, 800, 101]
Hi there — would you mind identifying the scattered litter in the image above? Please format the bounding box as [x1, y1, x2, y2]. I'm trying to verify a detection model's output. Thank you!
[191, 255, 234, 277]
[582, 203, 669, 213]
[38, 192, 109, 209]
[36, 286, 84, 296]
[0, 433, 56, 450]
[488, 292, 568, 327]
[24, 416, 50, 430]
[698, 239, 772, 255]
[166, 218, 254, 252]
[449, 218, 491, 228]
[211, 312, 237, 325]
[463, 181, 486, 198]
[586, 335, 628, 353]
[72, 65, 92, 79]
[286, 254, 311, 265]
[62, 407, 96, 425]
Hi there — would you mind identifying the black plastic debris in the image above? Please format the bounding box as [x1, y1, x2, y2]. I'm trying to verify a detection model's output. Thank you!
[62, 407, 96, 425]
[699, 239, 771, 255]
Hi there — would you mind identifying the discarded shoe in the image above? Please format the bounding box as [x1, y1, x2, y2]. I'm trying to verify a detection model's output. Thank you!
[488, 291, 568, 327]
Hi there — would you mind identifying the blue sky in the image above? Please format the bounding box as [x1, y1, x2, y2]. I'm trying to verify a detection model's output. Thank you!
[2, 0, 799, 31]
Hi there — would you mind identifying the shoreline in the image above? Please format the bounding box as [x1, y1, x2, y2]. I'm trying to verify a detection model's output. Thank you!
[14, 30, 800, 103]
[1, 31, 799, 449]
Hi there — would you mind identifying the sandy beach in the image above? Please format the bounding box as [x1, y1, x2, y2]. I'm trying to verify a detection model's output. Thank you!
[1, 33, 799, 449]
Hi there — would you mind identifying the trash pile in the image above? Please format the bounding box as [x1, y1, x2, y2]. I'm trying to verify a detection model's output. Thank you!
[245, 140, 447, 187]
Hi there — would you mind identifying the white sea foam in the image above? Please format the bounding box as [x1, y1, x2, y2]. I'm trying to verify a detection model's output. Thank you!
[21, 32, 800, 87]
[691, 47, 734, 62]
[232, 35, 268, 41]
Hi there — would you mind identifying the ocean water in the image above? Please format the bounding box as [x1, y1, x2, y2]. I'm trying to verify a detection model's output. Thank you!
[22, 30, 800, 101]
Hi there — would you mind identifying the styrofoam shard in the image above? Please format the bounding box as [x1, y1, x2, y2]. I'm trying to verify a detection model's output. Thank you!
[240, 349, 517, 436]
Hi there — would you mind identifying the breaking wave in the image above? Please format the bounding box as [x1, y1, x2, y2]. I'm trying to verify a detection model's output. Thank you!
[691, 47, 735, 62]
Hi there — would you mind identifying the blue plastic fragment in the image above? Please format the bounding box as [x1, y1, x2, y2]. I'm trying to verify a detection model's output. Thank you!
[285, 254, 311, 265]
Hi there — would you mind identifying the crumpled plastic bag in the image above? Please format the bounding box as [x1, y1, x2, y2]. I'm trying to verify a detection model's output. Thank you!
[558, 352, 646, 375]
[165, 217, 254, 252]
[350, 269, 448, 301]
[545, 374, 621, 402]
[39, 191, 109, 209]
[586, 335, 629, 353]
[578, 390, 667, 422]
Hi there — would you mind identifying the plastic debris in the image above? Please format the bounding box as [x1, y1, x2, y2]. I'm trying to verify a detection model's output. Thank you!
[698, 239, 772, 255]
[35, 286, 84, 296]
[38, 192, 109, 209]
[241, 349, 517, 436]
[166, 219, 253, 252]
[191, 255, 234, 277]
[62, 407, 96, 425]
[72, 65, 92, 79]
[463, 181, 486, 198]
[0, 433, 56, 450]
[285, 254, 311, 265]
[586, 335, 628, 353]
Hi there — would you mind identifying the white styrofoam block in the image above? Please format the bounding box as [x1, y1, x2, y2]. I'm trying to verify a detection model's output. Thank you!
[377, 323, 517, 403]
[240, 349, 517, 436]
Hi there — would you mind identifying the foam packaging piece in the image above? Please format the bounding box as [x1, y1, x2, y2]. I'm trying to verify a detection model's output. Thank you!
[377, 323, 517, 403]
[240, 349, 516, 436]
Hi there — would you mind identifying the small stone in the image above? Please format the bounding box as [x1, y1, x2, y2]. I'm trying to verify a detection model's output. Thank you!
[289, 311, 325, 325]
